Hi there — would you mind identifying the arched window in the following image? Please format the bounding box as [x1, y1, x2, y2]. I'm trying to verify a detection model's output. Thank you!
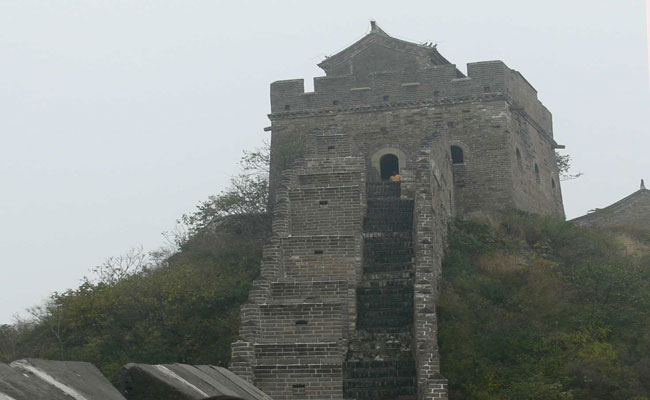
[379, 154, 399, 180]
[516, 148, 522, 169]
[451, 146, 464, 164]
[534, 163, 541, 184]
[551, 178, 556, 189]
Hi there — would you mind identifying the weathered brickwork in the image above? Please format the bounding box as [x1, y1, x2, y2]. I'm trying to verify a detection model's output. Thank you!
[231, 126, 365, 398]
[412, 134, 454, 400]
[233, 23, 565, 399]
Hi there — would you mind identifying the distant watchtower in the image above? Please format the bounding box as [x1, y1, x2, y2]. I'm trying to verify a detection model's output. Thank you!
[231, 23, 565, 400]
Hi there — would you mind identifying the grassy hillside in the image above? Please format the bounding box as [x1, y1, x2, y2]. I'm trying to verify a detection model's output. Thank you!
[438, 213, 650, 399]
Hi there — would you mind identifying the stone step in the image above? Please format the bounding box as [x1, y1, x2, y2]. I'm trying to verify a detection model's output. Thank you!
[366, 198, 414, 210]
[364, 199, 414, 233]
[364, 233, 413, 245]
[363, 262, 414, 274]
[364, 242, 413, 257]
[357, 304, 413, 315]
[346, 343, 413, 362]
[357, 285, 413, 296]
[344, 385, 416, 400]
[362, 231, 412, 240]
[363, 222, 413, 233]
[344, 375, 416, 386]
[348, 331, 413, 343]
[364, 244, 413, 261]
[345, 359, 416, 377]
[366, 183, 401, 199]
[357, 302, 413, 313]
[357, 317, 413, 332]
[344, 359, 417, 400]
[358, 273, 413, 285]
[363, 224, 412, 233]
[358, 326, 413, 334]
[365, 252, 413, 265]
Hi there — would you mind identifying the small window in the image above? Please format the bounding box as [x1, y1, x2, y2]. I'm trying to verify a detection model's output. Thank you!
[551, 178, 556, 189]
[383, 95, 390, 101]
[516, 148, 522, 169]
[295, 320, 308, 325]
[332, 100, 339, 105]
[434, 90, 440, 97]
[484, 86, 491, 93]
[319, 200, 329, 206]
[534, 163, 541, 184]
[451, 146, 464, 165]
[314, 250, 324, 255]
[284, 104, 291, 110]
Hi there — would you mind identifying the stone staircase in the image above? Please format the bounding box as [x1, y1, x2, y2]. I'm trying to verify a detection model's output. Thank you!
[344, 182, 417, 400]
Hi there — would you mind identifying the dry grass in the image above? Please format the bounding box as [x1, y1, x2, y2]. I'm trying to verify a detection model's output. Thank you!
[473, 251, 527, 274]
[614, 232, 650, 256]
[464, 211, 501, 231]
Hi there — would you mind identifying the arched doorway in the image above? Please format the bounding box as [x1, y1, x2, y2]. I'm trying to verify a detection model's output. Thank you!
[380, 154, 399, 180]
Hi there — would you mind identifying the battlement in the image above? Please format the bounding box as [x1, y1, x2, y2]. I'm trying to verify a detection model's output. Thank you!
[271, 61, 553, 136]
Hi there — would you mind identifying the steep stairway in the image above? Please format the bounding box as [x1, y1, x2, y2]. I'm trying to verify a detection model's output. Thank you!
[344, 182, 417, 400]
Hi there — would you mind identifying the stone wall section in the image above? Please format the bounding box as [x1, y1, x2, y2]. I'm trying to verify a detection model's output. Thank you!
[231, 130, 365, 399]
[508, 109, 564, 216]
[412, 134, 454, 400]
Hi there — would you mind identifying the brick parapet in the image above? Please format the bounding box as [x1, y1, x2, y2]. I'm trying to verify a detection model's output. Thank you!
[229, 340, 255, 383]
[231, 130, 364, 397]
[271, 61, 552, 137]
[412, 133, 454, 400]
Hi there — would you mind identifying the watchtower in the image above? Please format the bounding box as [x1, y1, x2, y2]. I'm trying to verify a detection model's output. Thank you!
[231, 22, 565, 400]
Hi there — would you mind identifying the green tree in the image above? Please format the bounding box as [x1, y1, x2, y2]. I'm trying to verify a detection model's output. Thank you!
[556, 152, 583, 181]
[181, 143, 270, 238]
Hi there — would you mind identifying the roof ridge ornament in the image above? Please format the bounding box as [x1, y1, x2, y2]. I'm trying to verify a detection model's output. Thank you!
[641, 179, 646, 190]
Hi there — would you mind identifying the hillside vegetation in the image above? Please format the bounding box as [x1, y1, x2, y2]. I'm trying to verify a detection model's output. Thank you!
[438, 213, 650, 399]
[3, 210, 648, 399]
[0, 216, 267, 378]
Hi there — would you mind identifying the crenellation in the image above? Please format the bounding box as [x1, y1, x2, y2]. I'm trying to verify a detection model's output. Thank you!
[271, 60, 552, 140]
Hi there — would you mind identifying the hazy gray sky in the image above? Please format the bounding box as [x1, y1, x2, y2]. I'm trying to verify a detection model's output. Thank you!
[1, 0, 648, 323]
